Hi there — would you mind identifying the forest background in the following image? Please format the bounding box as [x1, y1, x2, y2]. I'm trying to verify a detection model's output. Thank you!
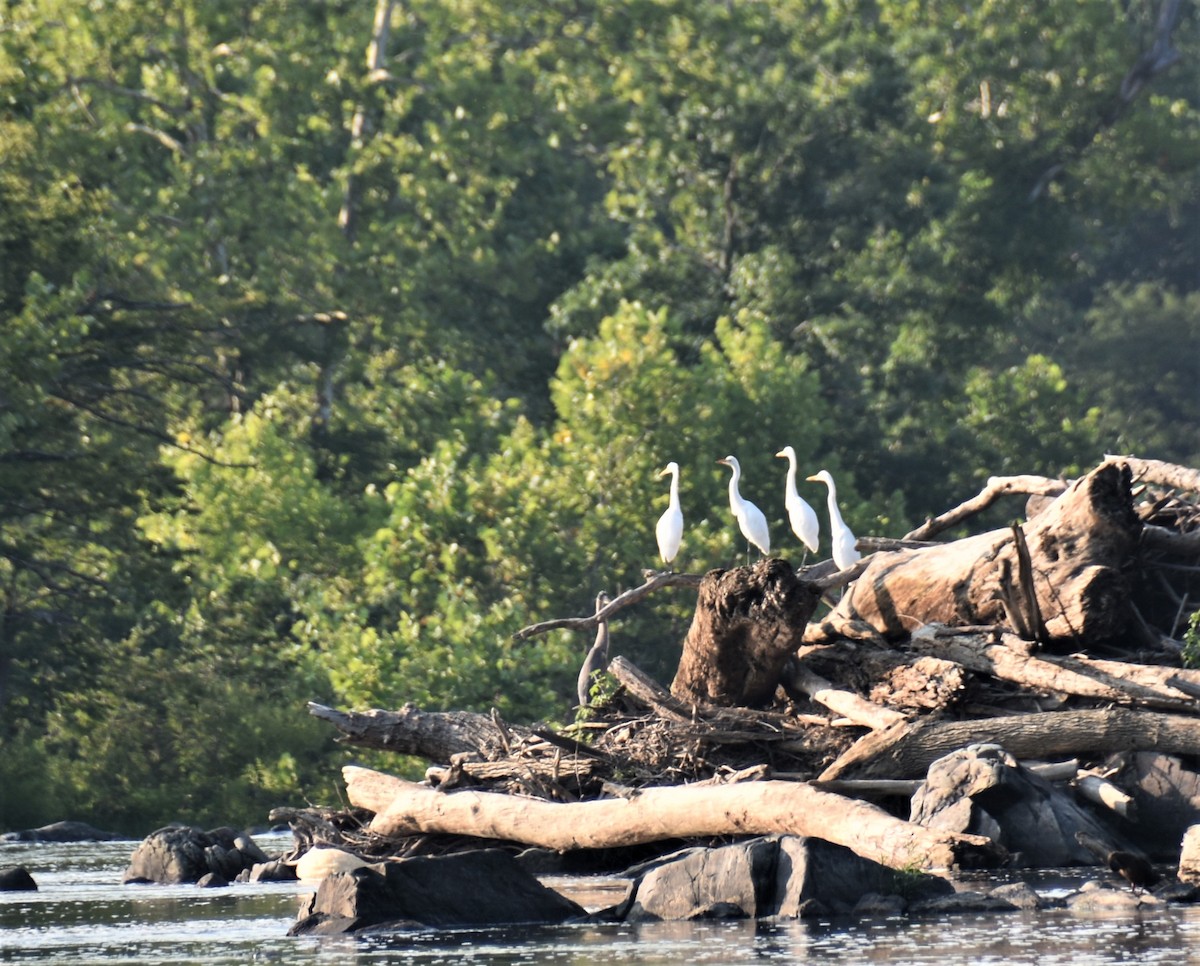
[2, 0, 1198, 834]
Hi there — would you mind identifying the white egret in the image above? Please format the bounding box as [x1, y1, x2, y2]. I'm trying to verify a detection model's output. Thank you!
[717, 455, 770, 558]
[775, 446, 820, 561]
[655, 461, 684, 566]
[806, 469, 860, 571]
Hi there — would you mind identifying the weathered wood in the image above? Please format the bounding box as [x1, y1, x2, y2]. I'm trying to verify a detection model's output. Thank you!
[904, 475, 1068, 542]
[782, 662, 906, 730]
[1075, 773, 1136, 821]
[306, 702, 524, 760]
[820, 707, 1200, 781]
[819, 463, 1141, 645]
[513, 571, 701, 641]
[671, 558, 820, 707]
[905, 629, 1197, 711]
[345, 766, 1004, 871]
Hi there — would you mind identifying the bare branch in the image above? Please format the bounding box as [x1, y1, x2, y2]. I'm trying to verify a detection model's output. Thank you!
[513, 571, 701, 641]
[904, 475, 1068, 542]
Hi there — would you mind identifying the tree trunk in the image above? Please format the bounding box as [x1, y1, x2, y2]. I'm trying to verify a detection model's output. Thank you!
[816, 462, 1140, 645]
[344, 766, 1003, 871]
[306, 702, 524, 760]
[671, 558, 820, 707]
[820, 707, 1200, 780]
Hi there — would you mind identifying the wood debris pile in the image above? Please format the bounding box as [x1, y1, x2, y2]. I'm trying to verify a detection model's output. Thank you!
[296, 456, 1200, 870]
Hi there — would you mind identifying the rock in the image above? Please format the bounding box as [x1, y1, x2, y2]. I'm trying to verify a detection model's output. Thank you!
[1120, 753, 1200, 858]
[852, 892, 906, 916]
[619, 835, 954, 922]
[987, 881, 1048, 910]
[294, 847, 369, 883]
[0, 867, 38, 891]
[909, 889, 1020, 914]
[1066, 881, 1160, 912]
[245, 859, 299, 883]
[1178, 824, 1200, 883]
[196, 872, 230, 888]
[910, 744, 1116, 867]
[1, 820, 123, 843]
[123, 826, 273, 884]
[288, 848, 586, 935]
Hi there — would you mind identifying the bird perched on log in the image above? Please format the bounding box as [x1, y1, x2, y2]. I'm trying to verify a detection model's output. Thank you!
[655, 461, 684, 567]
[1075, 831, 1160, 895]
[717, 455, 770, 560]
[807, 469, 860, 571]
[775, 446, 819, 564]
[576, 592, 610, 708]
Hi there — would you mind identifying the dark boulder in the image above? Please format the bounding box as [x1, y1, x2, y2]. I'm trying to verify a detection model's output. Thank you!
[0, 867, 38, 891]
[123, 826, 274, 885]
[618, 835, 953, 921]
[289, 848, 586, 935]
[910, 744, 1117, 867]
[1, 820, 123, 843]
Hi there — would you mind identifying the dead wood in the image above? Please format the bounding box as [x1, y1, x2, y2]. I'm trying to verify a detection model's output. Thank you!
[513, 571, 701, 642]
[306, 702, 524, 760]
[819, 707, 1200, 781]
[781, 661, 906, 730]
[904, 475, 1069, 542]
[671, 558, 820, 707]
[817, 462, 1141, 645]
[344, 765, 1004, 871]
[903, 628, 1198, 711]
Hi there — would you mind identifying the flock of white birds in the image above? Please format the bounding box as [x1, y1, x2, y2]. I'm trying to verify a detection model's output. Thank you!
[654, 452, 861, 572]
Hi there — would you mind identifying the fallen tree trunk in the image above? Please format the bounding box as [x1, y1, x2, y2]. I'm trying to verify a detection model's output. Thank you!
[307, 702, 524, 759]
[905, 628, 1198, 711]
[344, 766, 1004, 871]
[820, 707, 1200, 780]
[671, 558, 820, 707]
[814, 462, 1141, 645]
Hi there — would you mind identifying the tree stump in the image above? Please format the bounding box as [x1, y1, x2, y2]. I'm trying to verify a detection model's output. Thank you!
[817, 462, 1140, 646]
[670, 558, 820, 707]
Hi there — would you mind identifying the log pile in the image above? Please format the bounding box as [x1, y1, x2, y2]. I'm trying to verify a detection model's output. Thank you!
[297, 457, 1200, 874]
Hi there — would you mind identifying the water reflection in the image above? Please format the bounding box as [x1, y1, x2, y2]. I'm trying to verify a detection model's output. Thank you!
[3, 837, 1200, 965]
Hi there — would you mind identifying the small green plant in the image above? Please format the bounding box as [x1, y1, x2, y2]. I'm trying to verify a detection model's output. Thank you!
[1183, 611, 1200, 669]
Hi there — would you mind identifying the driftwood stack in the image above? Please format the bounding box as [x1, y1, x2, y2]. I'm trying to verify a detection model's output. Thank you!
[293, 456, 1200, 875]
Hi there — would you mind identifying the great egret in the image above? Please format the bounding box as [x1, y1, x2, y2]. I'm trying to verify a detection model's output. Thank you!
[806, 469, 860, 571]
[775, 446, 820, 561]
[717, 455, 770, 558]
[655, 462, 684, 566]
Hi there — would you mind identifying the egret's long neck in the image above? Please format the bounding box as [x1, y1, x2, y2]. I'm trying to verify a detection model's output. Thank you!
[784, 458, 797, 495]
[669, 469, 680, 507]
[727, 466, 742, 514]
[826, 481, 844, 528]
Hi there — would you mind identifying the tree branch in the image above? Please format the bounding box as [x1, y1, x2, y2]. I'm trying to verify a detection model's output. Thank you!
[513, 571, 701, 641]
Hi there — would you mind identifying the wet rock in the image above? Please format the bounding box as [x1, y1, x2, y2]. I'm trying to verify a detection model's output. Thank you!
[0, 867, 38, 891]
[244, 859, 298, 883]
[1, 821, 123, 843]
[196, 872, 230, 888]
[1177, 824, 1200, 883]
[987, 881, 1048, 910]
[853, 892, 906, 916]
[123, 826, 273, 884]
[294, 846, 369, 883]
[910, 744, 1117, 867]
[1066, 881, 1160, 912]
[619, 835, 953, 922]
[909, 889, 1020, 914]
[288, 848, 586, 935]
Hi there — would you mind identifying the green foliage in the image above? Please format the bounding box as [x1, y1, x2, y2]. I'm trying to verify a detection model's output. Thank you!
[2, 0, 1198, 833]
[1184, 611, 1200, 670]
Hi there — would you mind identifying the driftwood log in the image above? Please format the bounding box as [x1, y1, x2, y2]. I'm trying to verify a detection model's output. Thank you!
[812, 462, 1141, 645]
[343, 766, 1003, 871]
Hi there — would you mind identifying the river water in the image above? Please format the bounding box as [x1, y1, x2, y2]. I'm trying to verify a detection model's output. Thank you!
[3, 834, 1200, 964]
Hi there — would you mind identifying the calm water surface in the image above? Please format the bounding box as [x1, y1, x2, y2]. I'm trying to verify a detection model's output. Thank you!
[3, 835, 1200, 963]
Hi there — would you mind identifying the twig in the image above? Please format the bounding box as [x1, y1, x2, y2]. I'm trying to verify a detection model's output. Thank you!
[904, 475, 1068, 542]
[513, 570, 701, 641]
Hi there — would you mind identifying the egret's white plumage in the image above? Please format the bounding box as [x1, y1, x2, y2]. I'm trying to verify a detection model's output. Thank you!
[807, 469, 860, 571]
[775, 446, 820, 555]
[655, 461, 684, 565]
[717, 455, 770, 556]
